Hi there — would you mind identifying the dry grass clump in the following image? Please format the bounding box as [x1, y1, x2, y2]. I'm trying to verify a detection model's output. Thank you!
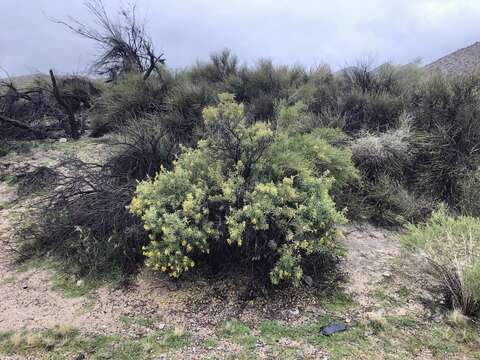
[350, 114, 413, 179]
[402, 207, 480, 316]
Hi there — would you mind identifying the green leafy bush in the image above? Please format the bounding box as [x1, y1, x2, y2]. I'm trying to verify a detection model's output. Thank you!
[129, 93, 350, 286]
[401, 207, 480, 316]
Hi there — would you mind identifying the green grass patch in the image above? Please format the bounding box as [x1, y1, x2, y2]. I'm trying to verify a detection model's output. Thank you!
[319, 290, 356, 313]
[202, 337, 218, 349]
[141, 327, 191, 353]
[0, 325, 192, 359]
[259, 319, 371, 360]
[220, 319, 258, 351]
[119, 314, 156, 328]
[51, 273, 101, 298]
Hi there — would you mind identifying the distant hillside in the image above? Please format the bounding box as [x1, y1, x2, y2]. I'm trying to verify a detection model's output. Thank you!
[0, 73, 48, 89]
[426, 42, 480, 75]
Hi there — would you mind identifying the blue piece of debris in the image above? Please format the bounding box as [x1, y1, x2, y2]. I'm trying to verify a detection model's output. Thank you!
[321, 322, 347, 336]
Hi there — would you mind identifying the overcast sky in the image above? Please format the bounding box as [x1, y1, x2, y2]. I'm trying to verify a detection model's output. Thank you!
[1, 0, 480, 76]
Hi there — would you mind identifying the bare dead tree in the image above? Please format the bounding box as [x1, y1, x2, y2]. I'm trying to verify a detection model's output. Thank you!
[49, 70, 80, 139]
[0, 78, 45, 117]
[0, 74, 46, 138]
[54, 0, 165, 81]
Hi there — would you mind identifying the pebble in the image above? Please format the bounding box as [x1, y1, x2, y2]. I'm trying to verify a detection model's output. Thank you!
[288, 308, 300, 316]
[382, 271, 392, 279]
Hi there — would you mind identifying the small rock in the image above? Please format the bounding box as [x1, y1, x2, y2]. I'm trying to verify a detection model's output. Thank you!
[75, 353, 86, 360]
[76, 279, 84, 287]
[396, 307, 408, 316]
[382, 271, 392, 279]
[256, 340, 266, 348]
[22, 284, 28, 289]
[366, 308, 386, 320]
[288, 308, 300, 317]
[58, 138, 68, 143]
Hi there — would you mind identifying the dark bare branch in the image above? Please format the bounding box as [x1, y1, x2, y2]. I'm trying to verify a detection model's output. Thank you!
[0, 113, 45, 137]
[53, 0, 165, 81]
[49, 69, 80, 139]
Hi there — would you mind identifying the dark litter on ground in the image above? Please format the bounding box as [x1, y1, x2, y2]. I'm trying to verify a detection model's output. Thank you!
[321, 322, 347, 336]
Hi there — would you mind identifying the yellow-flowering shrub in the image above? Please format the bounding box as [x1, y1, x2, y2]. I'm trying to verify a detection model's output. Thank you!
[130, 93, 351, 285]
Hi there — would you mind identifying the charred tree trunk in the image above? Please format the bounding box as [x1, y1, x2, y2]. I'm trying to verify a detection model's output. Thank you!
[49, 69, 80, 139]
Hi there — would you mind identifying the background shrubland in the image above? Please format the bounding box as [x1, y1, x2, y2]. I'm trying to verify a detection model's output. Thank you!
[10, 56, 480, 292]
[2, 2, 480, 316]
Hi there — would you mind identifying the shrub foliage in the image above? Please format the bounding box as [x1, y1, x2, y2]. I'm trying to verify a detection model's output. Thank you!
[129, 94, 351, 285]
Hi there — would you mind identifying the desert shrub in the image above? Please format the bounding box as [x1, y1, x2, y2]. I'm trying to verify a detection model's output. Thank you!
[269, 129, 358, 191]
[411, 73, 480, 205]
[190, 49, 238, 84]
[275, 101, 345, 134]
[336, 63, 424, 134]
[345, 115, 430, 225]
[19, 96, 195, 279]
[20, 158, 145, 278]
[0, 80, 59, 139]
[289, 65, 339, 116]
[401, 207, 480, 316]
[350, 115, 414, 180]
[340, 90, 404, 134]
[457, 170, 480, 217]
[275, 101, 319, 134]
[130, 93, 350, 286]
[106, 116, 180, 181]
[90, 72, 172, 136]
[164, 79, 216, 141]
[352, 176, 429, 226]
[229, 60, 308, 121]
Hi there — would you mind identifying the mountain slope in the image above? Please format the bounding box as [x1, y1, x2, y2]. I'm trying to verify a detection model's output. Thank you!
[427, 42, 480, 75]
